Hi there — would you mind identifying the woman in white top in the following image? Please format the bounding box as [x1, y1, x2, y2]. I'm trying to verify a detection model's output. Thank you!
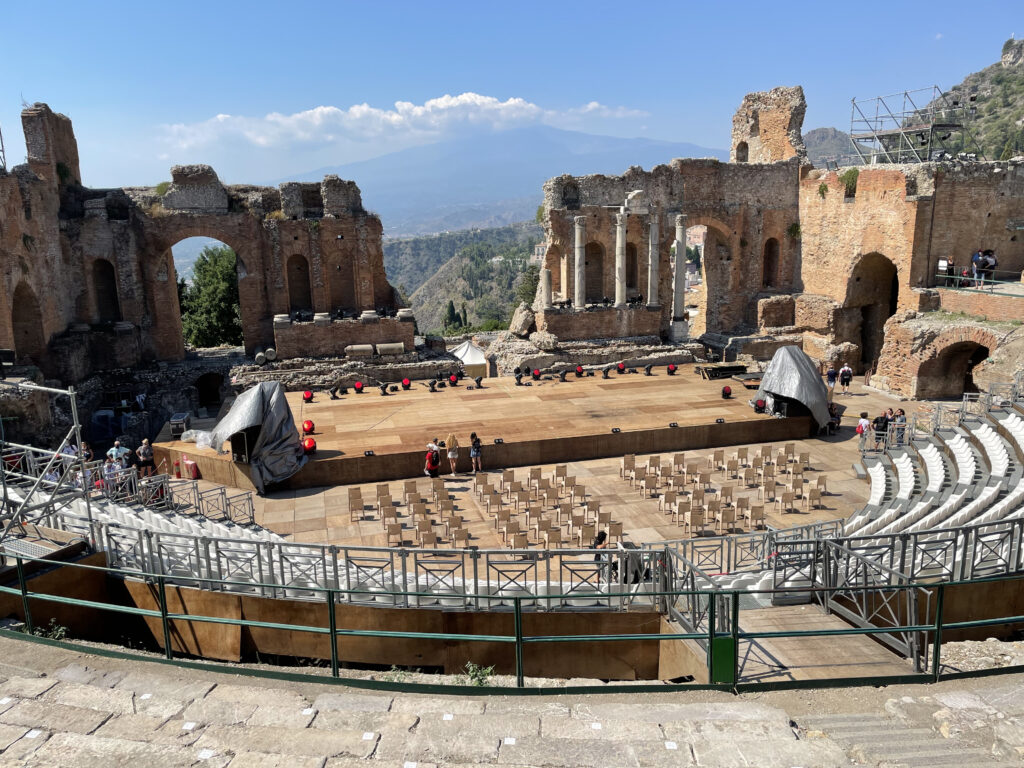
[444, 432, 460, 475]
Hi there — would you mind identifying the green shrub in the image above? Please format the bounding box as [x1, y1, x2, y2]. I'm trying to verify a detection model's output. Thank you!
[817, 182, 829, 199]
[154, 181, 171, 196]
[839, 168, 859, 198]
[464, 661, 494, 687]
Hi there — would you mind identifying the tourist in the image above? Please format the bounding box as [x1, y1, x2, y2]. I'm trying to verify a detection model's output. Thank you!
[893, 408, 907, 446]
[444, 432, 460, 475]
[60, 442, 78, 469]
[424, 441, 441, 478]
[825, 365, 837, 401]
[469, 432, 483, 473]
[80, 442, 94, 463]
[827, 402, 842, 434]
[982, 250, 998, 289]
[872, 412, 890, 450]
[971, 248, 984, 287]
[838, 363, 854, 395]
[106, 440, 129, 462]
[944, 255, 956, 287]
[136, 438, 156, 478]
[856, 412, 871, 437]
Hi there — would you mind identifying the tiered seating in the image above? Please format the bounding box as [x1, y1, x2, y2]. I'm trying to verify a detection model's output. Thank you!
[945, 431, 979, 488]
[970, 421, 1013, 479]
[918, 441, 949, 494]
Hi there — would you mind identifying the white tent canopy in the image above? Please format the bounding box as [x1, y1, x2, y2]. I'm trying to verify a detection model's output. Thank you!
[451, 340, 488, 376]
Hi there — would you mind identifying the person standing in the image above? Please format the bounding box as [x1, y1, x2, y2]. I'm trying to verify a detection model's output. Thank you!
[444, 432, 460, 475]
[106, 440, 130, 462]
[469, 432, 482, 473]
[424, 441, 441, 478]
[825, 365, 837, 402]
[893, 408, 907, 446]
[839, 363, 854, 395]
[971, 248, 984, 288]
[136, 438, 156, 478]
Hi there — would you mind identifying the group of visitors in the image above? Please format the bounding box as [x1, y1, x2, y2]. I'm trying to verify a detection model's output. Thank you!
[424, 432, 483, 477]
[944, 249, 999, 288]
[824, 363, 855, 400]
[856, 408, 907, 448]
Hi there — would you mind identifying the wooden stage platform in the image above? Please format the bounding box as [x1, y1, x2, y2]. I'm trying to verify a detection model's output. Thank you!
[154, 365, 813, 490]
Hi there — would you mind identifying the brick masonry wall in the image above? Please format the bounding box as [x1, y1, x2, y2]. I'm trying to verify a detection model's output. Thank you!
[535, 306, 662, 341]
[273, 317, 415, 357]
[936, 288, 1024, 322]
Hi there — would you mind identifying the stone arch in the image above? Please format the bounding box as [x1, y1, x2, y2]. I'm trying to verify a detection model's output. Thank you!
[625, 243, 639, 292]
[735, 142, 749, 163]
[543, 245, 563, 296]
[686, 216, 735, 335]
[327, 256, 357, 317]
[912, 327, 1001, 400]
[845, 252, 899, 372]
[584, 242, 605, 304]
[196, 371, 225, 410]
[762, 238, 780, 288]
[12, 281, 45, 363]
[92, 258, 122, 322]
[287, 254, 313, 314]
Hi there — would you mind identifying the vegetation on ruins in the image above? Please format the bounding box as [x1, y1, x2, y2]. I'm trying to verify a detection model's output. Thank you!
[818, 182, 829, 199]
[154, 181, 170, 197]
[839, 168, 859, 198]
[786, 222, 802, 240]
[178, 244, 243, 348]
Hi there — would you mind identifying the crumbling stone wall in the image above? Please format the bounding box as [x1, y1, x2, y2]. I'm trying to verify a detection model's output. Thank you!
[0, 104, 410, 383]
[730, 86, 807, 164]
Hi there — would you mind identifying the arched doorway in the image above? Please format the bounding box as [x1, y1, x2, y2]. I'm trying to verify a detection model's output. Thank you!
[287, 254, 313, 314]
[735, 142, 749, 163]
[327, 258, 357, 317]
[196, 372, 225, 410]
[172, 237, 244, 348]
[846, 252, 899, 372]
[625, 243, 639, 293]
[696, 223, 734, 334]
[762, 238, 779, 288]
[916, 342, 991, 399]
[12, 282, 45, 363]
[93, 259, 122, 322]
[584, 242, 605, 304]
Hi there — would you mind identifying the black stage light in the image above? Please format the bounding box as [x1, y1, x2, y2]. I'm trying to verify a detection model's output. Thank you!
[428, 381, 437, 392]
[532, 368, 541, 381]
[438, 381, 446, 388]
[353, 381, 364, 394]
[558, 370, 568, 382]
[602, 367, 611, 379]
[389, 385, 398, 393]
[364, 450, 375, 456]
[513, 367, 522, 376]
[401, 378, 411, 390]
[515, 374, 523, 386]
[379, 384, 389, 396]
[587, 370, 595, 377]
[643, 365, 653, 376]
[667, 364, 677, 375]
[617, 362, 626, 374]
[575, 365, 584, 377]
[715, 418, 725, 424]
[611, 427, 621, 433]
[473, 376, 483, 388]
[669, 422, 678, 428]
[721, 385, 732, 399]
[494, 438, 504, 444]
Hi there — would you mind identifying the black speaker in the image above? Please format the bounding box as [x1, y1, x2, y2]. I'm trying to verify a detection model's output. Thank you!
[230, 426, 261, 463]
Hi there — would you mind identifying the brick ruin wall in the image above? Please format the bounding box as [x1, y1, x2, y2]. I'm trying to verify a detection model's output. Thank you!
[730, 86, 807, 164]
[0, 104, 410, 384]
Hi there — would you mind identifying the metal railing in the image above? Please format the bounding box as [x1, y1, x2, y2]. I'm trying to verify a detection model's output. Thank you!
[933, 270, 1023, 291]
[3, 552, 1024, 692]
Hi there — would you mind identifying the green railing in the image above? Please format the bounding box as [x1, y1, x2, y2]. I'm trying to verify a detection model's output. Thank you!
[2, 553, 1024, 695]
[933, 271, 1023, 292]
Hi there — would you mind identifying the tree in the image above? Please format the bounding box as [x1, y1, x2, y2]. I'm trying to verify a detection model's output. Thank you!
[535, 204, 545, 224]
[444, 299, 460, 329]
[460, 303, 469, 327]
[515, 264, 540, 306]
[179, 244, 242, 347]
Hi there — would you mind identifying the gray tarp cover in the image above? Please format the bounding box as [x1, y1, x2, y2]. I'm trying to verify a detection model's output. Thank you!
[210, 381, 307, 493]
[754, 346, 830, 429]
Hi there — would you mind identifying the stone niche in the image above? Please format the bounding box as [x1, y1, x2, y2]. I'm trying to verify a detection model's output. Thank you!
[162, 165, 228, 213]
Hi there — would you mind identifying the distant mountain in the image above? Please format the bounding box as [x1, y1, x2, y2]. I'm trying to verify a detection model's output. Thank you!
[803, 127, 859, 167]
[171, 236, 224, 281]
[384, 223, 541, 298]
[288, 125, 727, 236]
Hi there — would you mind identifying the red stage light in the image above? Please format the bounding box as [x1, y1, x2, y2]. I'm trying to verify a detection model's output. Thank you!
[617, 362, 626, 372]
[354, 381, 364, 393]
[449, 374, 458, 384]
[722, 385, 732, 399]
[302, 420, 314, 434]
[667, 364, 677, 374]
[575, 365, 583, 375]
[401, 378, 411, 390]
[302, 437, 316, 454]
[302, 390, 313, 403]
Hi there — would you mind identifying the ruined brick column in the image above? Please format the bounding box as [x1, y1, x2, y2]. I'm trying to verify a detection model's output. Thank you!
[615, 212, 627, 307]
[647, 212, 660, 308]
[540, 268, 553, 309]
[574, 215, 587, 309]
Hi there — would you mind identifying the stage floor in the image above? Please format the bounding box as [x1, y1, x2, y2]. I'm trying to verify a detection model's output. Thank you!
[159, 364, 767, 462]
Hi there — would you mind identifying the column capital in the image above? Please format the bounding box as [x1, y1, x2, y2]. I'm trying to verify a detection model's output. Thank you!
[674, 213, 688, 228]
[615, 212, 628, 227]
[573, 215, 587, 227]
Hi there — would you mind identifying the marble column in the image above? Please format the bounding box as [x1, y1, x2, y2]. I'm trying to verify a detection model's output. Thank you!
[614, 212, 627, 307]
[647, 212, 660, 308]
[673, 214, 688, 321]
[540, 268, 553, 309]
[573, 216, 586, 309]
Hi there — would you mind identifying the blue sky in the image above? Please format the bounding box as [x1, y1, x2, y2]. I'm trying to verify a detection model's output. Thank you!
[1, 0, 1018, 186]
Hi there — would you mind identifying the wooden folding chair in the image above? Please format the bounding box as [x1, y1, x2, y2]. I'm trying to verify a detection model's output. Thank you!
[804, 487, 822, 510]
[717, 507, 736, 535]
[816, 474, 828, 495]
[493, 507, 511, 528]
[685, 510, 704, 536]
[501, 519, 520, 542]
[349, 498, 364, 522]
[509, 532, 528, 550]
[798, 452, 811, 471]
[577, 523, 596, 548]
[419, 531, 438, 548]
[403, 479, 418, 494]
[445, 515, 463, 537]
[451, 528, 469, 547]
[571, 484, 587, 507]
[671, 499, 691, 526]
[749, 505, 766, 530]
[776, 492, 795, 515]
[544, 527, 562, 548]
[597, 510, 611, 527]
[742, 467, 757, 488]
[734, 446, 748, 467]
[725, 458, 739, 479]
[720, 485, 735, 506]
[672, 453, 686, 474]
[607, 521, 623, 544]
[500, 469, 514, 491]
[691, 488, 705, 508]
[707, 449, 725, 471]
[759, 481, 777, 502]
[659, 490, 677, 514]
[639, 472, 658, 498]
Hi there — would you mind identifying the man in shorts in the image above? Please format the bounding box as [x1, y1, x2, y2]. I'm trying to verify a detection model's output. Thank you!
[838, 363, 853, 395]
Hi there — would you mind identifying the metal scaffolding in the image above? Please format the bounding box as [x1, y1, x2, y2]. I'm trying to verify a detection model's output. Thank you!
[849, 86, 985, 165]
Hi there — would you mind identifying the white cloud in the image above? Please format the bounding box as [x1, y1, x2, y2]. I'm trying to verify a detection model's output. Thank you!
[935, 32, 943, 40]
[162, 92, 647, 150]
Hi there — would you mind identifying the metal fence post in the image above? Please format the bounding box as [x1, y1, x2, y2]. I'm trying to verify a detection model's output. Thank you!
[513, 597, 524, 688]
[932, 584, 945, 682]
[706, 591, 716, 677]
[327, 589, 339, 678]
[156, 575, 173, 660]
[15, 557, 33, 635]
